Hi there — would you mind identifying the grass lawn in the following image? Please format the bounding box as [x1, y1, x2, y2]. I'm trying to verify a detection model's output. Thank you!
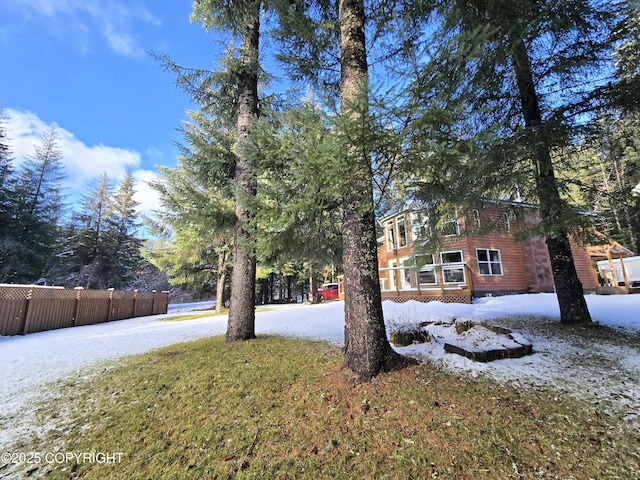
[28, 336, 640, 479]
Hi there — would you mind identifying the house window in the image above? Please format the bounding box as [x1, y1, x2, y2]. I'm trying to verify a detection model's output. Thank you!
[441, 251, 463, 264]
[386, 215, 408, 251]
[477, 248, 503, 276]
[503, 212, 511, 232]
[440, 250, 466, 285]
[388, 259, 397, 288]
[472, 209, 481, 229]
[397, 216, 407, 248]
[442, 217, 460, 236]
[410, 212, 432, 245]
[402, 257, 414, 288]
[416, 254, 437, 285]
[386, 220, 396, 251]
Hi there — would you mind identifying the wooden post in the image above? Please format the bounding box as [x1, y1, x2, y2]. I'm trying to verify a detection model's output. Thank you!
[464, 264, 474, 296]
[607, 250, 617, 286]
[107, 288, 114, 322]
[619, 257, 630, 288]
[133, 289, 139, 317]
[19, 287, 34, 336]
[151, 290, 156, 315]
[72, 287, 83, 327]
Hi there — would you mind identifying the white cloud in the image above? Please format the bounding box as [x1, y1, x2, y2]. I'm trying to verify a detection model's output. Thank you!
[2, 0, 161, 57]
[132, 169, 162, 219]
[4, 108, 160, 216]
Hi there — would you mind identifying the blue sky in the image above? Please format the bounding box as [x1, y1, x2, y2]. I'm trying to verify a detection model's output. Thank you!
[0, 0, 222, 214]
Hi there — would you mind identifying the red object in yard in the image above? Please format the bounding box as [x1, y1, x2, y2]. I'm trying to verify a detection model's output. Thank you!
[317, 283, 339, 301]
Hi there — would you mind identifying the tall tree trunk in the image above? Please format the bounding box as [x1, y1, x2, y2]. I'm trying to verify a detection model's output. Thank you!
[510, 38, 592, 325]
[339, 0, 408, 380]
[226, 13, 260, 341]
[309, 264, 320, 303]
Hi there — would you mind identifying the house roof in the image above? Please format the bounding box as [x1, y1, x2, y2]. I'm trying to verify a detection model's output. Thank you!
[376, 197, 537, 225]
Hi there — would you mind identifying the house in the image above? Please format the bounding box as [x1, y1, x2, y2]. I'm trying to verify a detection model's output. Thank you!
[376, 201, 621, 303]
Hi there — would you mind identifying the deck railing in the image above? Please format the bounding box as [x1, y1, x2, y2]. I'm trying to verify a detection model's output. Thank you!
[378, 263, 473, 303]
[0, 285, 169, 336]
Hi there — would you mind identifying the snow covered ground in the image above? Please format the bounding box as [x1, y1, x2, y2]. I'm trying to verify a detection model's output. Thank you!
[1, 293, 639, 452]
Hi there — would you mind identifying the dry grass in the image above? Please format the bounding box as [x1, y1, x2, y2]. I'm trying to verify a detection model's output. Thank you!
[22, 336, 640, 479]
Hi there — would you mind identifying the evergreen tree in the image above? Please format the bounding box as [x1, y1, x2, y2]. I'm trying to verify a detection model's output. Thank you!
[272, 0, 411, 379]
[406, 0, 624, 324]
[251, 101, 344, 303]
[611, 1, 640, 112]
[0, 106, 19, 282]
[148, 110, 236, 313]
[12, 127, 66, 283]
[108, 172, 144, 289]
[67, 173, 115, 288]
[54, 172, 144, 289]
[337, 0, 407, 379]
[184, 0, 263, 340]
[581, 115, 640, 253]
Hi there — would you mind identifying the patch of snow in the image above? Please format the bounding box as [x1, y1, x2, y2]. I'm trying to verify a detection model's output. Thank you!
[0, 293, 639, 452]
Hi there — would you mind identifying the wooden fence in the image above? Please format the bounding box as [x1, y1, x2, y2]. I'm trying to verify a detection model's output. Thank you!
[0, 285, 169, 336]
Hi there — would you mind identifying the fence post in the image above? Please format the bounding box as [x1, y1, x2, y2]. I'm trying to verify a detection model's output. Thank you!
[133, 289, 139, 317]
[107, 288, 115, 322]
[73, 287, 83, 327]
[18, 287, 34, 336]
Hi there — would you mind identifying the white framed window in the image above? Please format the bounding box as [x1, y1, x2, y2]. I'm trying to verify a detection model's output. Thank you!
[415, 254, 437, 286]
[386, 215, 409, 251]
[441, 251, 463, 264]
[388, 259, 397, 288]
[472, 209, 481, 229]
[397, 215, 407, 248]
[476, 248, 503, 276]
[385, 220, 396, 251]
[442, 217, 460, 236]
[440, 250, 466, 285]
[409, 212, 432, 246]
[503, 212, 511, 232]
[401, 257, 414, 289]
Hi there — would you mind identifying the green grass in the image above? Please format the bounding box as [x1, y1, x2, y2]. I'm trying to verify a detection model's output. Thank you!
[23, 336, 640, 479]
[162, 312, 222, 322]
[164, 306, 278, 322]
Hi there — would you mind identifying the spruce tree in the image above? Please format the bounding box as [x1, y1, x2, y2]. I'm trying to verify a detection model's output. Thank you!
[0, 106, 18, 282]
[187, 0, 263, 340]
[251, 101, 344, 299]
[148, 108, 237, 312]
[12, 127, 66, 283]
[68, 173, 115, 288]
[337, 0, 407, 379]
[406, 0, 624, 324]
[272, 0, 411, 379]
[108, 172, 144, 289]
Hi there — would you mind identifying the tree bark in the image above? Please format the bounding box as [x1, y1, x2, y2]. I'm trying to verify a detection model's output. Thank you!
[339, 0, 408, 380]
[510, 37, 592, 325]
[226, 13, 260, 341]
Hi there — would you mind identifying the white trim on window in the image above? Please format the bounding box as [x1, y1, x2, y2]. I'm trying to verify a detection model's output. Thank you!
[385, 220, 396, 251]
[503, 212, 511, 232]
[476, 248, 503, 276]
[472, 209, 481, 229]
[440, 250, 466, 285]
[397, 215, 407, 248]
